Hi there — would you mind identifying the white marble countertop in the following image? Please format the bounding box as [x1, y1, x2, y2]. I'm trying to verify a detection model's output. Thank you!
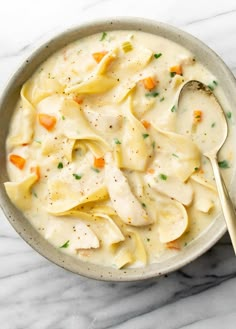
[1, 1, 236, 328]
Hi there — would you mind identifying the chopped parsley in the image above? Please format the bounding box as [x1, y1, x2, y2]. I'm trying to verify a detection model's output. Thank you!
[91, 167, 100, 173]
[33, 191, 38, 198]
[100, 32, 107, 41]
[62, 115, 65, 120]
[142, 133, 149, 139]
[227, 112, 232, 119]
[172, 153, 179, 158]
[145, 91, 159, 97]
[194, 167, 199, 171]
[154, 53, 162, 59]
[73, 173, 82, 180]
[211, 122, 216, 128]
[114, 138, 121, 144]
[208, 80, 218, 91]
[171, 105, 176, 112]
[208, 85, 214, 91]
[57, 162, 63, 169]
[141, 203, 146, 208]
[159, 173, 167, 180]
[60, 240, 70, 248]
[170, 72, 176, 78]
[152, 141, 156, 149]
[218, 160, 230, 169]
[146, 238, 150, 242]
[160, 96, 165, 102]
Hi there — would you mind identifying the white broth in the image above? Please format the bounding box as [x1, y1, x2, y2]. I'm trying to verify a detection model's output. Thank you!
[4, 30, 235, 269]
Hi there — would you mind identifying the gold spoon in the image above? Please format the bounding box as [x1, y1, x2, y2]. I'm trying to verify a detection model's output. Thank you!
[177, 80, 236, 253]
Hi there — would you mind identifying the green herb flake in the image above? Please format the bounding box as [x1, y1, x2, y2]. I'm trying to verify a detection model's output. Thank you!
[147, 238, 150, 242]
[33, 191, 38, 198]
[160, 96, 165, 102]
[34, 140, 42, 144]
[171, 105, 176, 112]
[172, 153, 179, 158]
[73, 173, 82, 180]
[60, 240, 70, 248]
[141, 203, 146, 208]
[194, 167, 199, 171]
[218, 160, 230, 169]
[208, 84, 214, 91]
[184, 242, 188, 247]
[142, 133, 149, 139]
[152, 141, 156, 149]
[62, 115, 65, 120]
[91, 167, 100, 173]
[208, 80, 218, 91]
[145, 92, 159, 98]
[154, 53, 162, 59]
[57, 162, 63, 169]
[159, 173, 167, 180]
[114, 138, 121, 145]
[211, 122, 216, 128]
[227, 112, 232, 119]
[100, 32, 107, 41]
[170, 72, 176, 78]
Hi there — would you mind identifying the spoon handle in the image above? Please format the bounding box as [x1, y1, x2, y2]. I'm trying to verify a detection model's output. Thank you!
[209, 156, 236, 254]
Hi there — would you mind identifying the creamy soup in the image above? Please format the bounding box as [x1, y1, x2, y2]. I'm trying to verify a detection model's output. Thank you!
[4, 31, 234, 269]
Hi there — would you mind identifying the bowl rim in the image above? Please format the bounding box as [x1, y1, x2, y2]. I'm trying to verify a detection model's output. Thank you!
[1, 16, 235, 281]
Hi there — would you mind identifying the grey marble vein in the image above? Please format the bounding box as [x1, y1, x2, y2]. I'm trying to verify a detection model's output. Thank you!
[183, 8, 236, 27]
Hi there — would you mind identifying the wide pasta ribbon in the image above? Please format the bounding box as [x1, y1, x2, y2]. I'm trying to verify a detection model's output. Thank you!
[7, 84, 36, 148]
[4, 173, 38, 211]
[118, 97, 153, 171]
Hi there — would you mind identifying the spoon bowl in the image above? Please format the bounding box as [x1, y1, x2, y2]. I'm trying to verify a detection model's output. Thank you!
[177, 80, 228, 156]
[178, 80, 236, 253]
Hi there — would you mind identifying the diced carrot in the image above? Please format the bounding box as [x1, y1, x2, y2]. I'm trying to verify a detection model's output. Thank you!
[38, 114, 57, 131]
[94, 157, 105, 168]
[169, 65, 182, 75]
[9, 154, 26, 170]
[73, 95, 84, 105]
[194, 167, 204, 174]
[141, 120, 151, 129]
[166, 240, 181, 250]
[147, 168, 155, 174]
[92, 51, 108, 63]
[193, 110, 202, 123]
[30, 166, 40, 181]
[22, 143, 29, 147]
[142, 77, 157, 90]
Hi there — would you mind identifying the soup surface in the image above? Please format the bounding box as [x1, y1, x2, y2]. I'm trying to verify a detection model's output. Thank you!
[4, 31, 234, 269]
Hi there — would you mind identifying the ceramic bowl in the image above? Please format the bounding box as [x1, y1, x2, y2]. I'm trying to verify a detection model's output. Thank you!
[1, 17, 236, 281]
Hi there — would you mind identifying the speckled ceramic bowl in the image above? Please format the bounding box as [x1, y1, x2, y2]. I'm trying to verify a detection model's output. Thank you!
[1, 17, 236, 281]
